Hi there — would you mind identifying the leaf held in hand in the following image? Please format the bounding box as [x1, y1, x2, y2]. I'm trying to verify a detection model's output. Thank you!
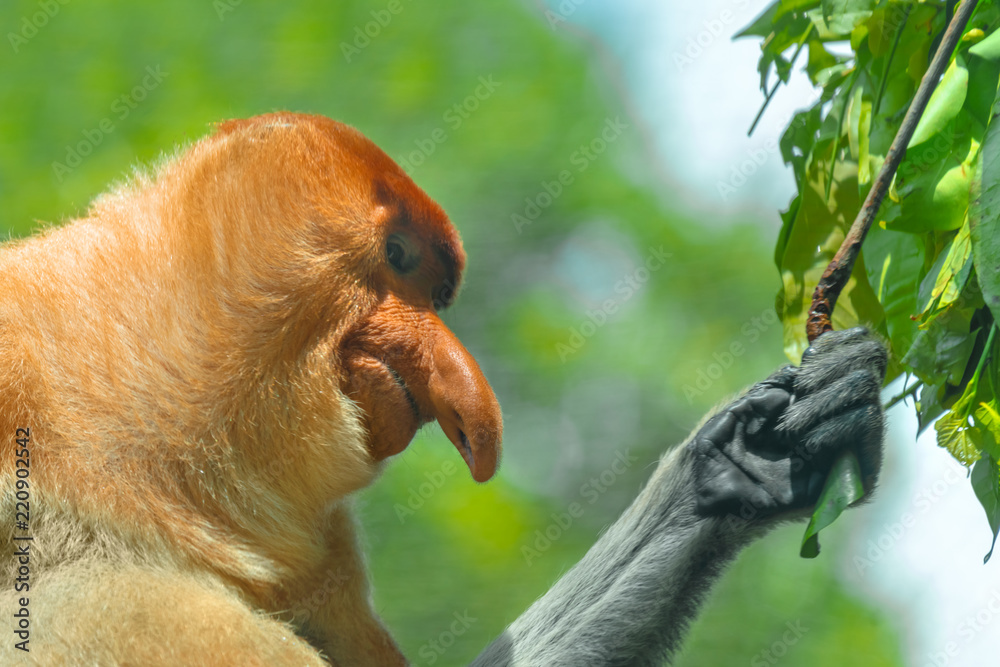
[800, 450, 866, 558]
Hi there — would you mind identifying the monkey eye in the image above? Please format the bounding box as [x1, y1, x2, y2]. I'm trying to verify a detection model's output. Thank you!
[432, 282, 456, 311]
[386, 234, 418, 274]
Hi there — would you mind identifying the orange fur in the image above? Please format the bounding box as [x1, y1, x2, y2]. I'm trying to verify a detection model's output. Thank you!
[0, 112, 502, 665]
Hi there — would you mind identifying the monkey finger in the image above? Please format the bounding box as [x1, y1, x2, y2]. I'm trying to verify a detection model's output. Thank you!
[795, 403, 884, 477]
[690, 410, 739, 456]
[757, 365, 797, 391]
[796, 330, 888, 396]
[800, 327, 871, 365]
[730, 385, 792, 437]
[778, 369, 882, 436]
[743, 366, 796, 439]
[692, 386, 791, 459]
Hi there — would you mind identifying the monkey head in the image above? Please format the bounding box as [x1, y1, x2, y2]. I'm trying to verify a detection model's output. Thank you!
[211, 113, 502, 483]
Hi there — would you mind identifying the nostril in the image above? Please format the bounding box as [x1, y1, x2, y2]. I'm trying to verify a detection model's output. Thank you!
[459, 429, 474, 467]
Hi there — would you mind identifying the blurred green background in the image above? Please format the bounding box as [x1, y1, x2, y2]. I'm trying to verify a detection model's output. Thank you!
[0, 0, 903, 664]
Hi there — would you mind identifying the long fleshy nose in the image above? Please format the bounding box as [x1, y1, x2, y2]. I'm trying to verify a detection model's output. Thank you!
[426, 322, 503, 482]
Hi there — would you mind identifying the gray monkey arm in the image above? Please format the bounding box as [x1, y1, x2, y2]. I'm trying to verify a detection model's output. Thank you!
[472, 328, 887, 667]
[472, 444, 754, 667]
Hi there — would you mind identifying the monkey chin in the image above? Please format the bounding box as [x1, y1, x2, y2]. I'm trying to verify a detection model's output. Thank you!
[343, 354, 427, 462]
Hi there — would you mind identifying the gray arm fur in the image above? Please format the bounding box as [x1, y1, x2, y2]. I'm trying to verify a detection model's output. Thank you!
[473, 328, 887, 667]
[473, 445, 756, 667]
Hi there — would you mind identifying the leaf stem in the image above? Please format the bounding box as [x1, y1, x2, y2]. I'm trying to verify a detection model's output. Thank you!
[873, 5, 912, 117]
[825, 71, 858, 202]
[971, 324, 997, 386]
[748, 25, 814, 137]
[884, 378, 924, 410]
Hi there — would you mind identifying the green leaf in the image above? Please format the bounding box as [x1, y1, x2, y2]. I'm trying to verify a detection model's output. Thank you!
[909, 56, 969, 148]
[907, 35, 931, 83]
[969, 28, 1000, 62]
[858, 98, 873, 184]
[814, 63, 851, 89]
[750, 0, 1000, 559]
[819, 82, 853, 143]
[862, 225, 924, 359]
[806, 40, 840, 84]
[736, 0, 781, 39]
[736, 0, 820, 39]
[850, 21, 869, 52]
[777, 0, 822, 22]
[821, 0, 874, 20]
[902, 309, 978, 386]
[817, 0, 875, 36]
[807, 7, 873, 39]
[780, 107, 824, 188]
[847, 86, 864, 159]
[891, 161, 972, 232]
[934, 369, 987, 466]
[971, 455, 1000, 563]
[800, 451, 865, 558]
[923, 215, 974, 315]
[935, 409, 982, 466]
[775, 194, 802, 269]
[963, 55, 1000, 129]
[916, 243, 954, 314]
[752, 13, 815, 90]
[889, 117, 978, 233]
[975, 400, 1000, 460]
[821, 73, 859, 200]
[918, 382, 948, 434]
[971, 88, 1000, 326]
[866, 7, 894, 58]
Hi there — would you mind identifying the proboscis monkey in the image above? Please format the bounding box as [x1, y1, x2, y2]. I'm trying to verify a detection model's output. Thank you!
[0, 112, 500, 666]
[0, 113, 887, 667]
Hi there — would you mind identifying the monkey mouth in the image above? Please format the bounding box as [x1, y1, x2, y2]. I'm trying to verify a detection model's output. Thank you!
[341, 352, 426, 461]
[380, 360, 423, 424]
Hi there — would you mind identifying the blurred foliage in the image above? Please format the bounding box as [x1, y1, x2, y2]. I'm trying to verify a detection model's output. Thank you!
[1, 0, 902, 664]
[742, 0, 1000, 561]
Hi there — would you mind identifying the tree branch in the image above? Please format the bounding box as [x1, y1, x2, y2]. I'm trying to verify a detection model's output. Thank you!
[806, 0, 979, 342]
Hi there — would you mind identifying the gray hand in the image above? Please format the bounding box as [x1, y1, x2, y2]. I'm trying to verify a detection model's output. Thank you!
[689, 327, 887, 522]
